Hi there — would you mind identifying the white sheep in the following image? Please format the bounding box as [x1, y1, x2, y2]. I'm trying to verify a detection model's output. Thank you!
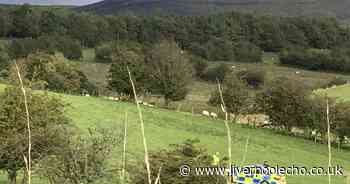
[295, 71, 301, 74]
[210, 112, 218, 118]
[85, 94, 90, 97]
[202, 110, 210, 117]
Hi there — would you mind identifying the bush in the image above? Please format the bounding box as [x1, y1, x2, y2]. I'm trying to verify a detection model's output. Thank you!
[39, 128, 120, 184]
[189, 55, 208, 78]
[0, 86, 70, 183]
[95, 44, 113, 63]
[9, 53, 93, 94]
[209, 73, 252, 121]
[202, 64, 230, 82]
[57, 37, 83, 60]
[256, 77, 311, 131]
[234, 41, 263, 63]
[133, 140, 225, 184]
[236, 68, 266, 89]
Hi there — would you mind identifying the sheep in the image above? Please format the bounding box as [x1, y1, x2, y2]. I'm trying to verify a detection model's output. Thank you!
[85, 94, 90, 97]
[231, 65, 236, 69]
[295, 71, 301, 74]
[210, 112, 218, 118]
[202, 110, 210, 117]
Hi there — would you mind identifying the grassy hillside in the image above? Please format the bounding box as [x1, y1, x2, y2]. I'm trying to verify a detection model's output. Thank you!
[316, 84, 350, 101]
[79, 0, 350, 21]
[0, 83, 349, 184]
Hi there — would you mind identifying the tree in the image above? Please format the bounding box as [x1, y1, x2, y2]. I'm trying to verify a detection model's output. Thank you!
[209, 73, 251, 122]
[9, 53, 93, 94]
[234, 41, 263, 63]
[0, 86, 69, 184]
[10, 4, 40, 38]
[146, 40, 193, 106]
[0, 45, 10, 78]
[56, 37, 83, 60]
[256, 77, 311, 131]
[108, 47, 147, 95]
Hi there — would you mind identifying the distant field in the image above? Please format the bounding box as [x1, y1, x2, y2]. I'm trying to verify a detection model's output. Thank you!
[76, 51, 350, 114]
[0, 83, 349, 184]
[316, 84, 350, 101]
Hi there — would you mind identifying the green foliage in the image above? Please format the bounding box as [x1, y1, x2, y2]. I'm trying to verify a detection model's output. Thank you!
[108, 47, 146, 95]
[95, 44, 113, 63]
[146, 40, 194, 105]
[205, 37, 235, 61]
[209, 73, 252, 119]
[39, 128, 120, 184]
[202, 64, 230, 82]
[0, 86, 70, 183]
[234, 41, 263, 63]
[56, 36, 83, 60]
[189, 55, 208, 78]
[0, 45, 10, 79]
[10, 53, 94, 94]
[236, 68, 266, 89]
[279, 47, 350, 72]
[133, 140, 225, 184]
[256, 77, 311, 130]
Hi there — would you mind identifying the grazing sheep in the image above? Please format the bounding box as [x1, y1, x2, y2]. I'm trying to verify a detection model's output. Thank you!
[148, 104, 155, 108]
[85, 94, 90, 97]
[295, 71, 301, 74]
[231, 65, 236, 69]
[202, 110, 210, 117]
[113, 97, 120, 101]
[210, 112, 218, 118]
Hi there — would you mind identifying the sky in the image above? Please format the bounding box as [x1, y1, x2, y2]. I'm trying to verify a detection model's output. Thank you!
[0, 0, 103, 6]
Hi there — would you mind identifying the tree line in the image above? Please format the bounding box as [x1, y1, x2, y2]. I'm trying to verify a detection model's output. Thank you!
[1, 5, 350, 60]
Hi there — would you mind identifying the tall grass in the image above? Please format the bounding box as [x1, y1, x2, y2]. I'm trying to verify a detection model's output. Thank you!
[14, 62, 32, 184]
[128, 67, 152, 184]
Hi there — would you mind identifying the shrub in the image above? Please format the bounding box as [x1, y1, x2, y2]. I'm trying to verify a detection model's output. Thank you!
[236, 68, 266, 89]
[209, 73, 252, 121]
[9, 53, 93, 94]
[0, 86, 70, 184]
[95, 44, 113, 63]
[189, 55, 208, 78]
[256, 77, 311, 131]
[39, 128, 120, 184]
[202, 63, 230, 82]
[133, 140, 225, 184]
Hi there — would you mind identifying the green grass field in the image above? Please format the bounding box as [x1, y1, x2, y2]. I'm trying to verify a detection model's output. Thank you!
[0, 83, 349, 184]
[316, 84, 350, 101]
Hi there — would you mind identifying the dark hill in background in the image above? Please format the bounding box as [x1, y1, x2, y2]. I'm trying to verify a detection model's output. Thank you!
[79, 0, 350, 21]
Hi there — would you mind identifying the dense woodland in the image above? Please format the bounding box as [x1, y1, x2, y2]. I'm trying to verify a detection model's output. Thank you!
[0, 4, 350, 184]
[1, 5, 350, 63]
